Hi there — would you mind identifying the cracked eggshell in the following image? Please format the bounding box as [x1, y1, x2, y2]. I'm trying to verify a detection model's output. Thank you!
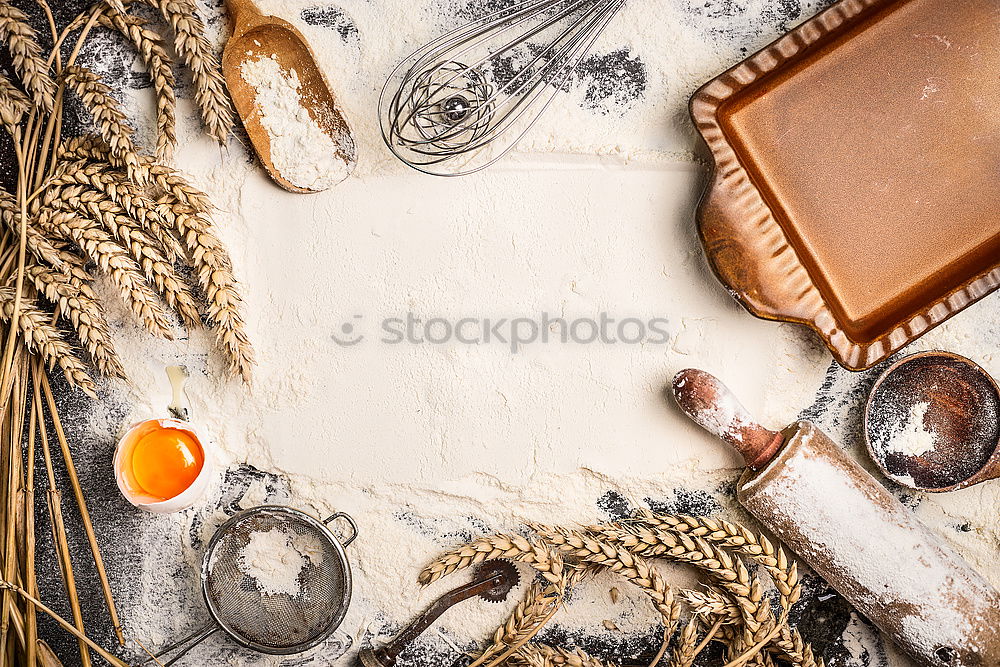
[113, 418, 215, 514]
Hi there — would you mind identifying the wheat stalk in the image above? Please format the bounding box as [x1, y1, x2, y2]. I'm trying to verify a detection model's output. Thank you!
[97, 12, 176, 161]
[140, 0, 233, 144]
[62, 65, 146, 184]
[0, 287, 95, 396]
[0, 2, 55, 113]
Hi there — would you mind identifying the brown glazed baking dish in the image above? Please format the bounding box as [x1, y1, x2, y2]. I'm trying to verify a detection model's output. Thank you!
[690, 0, 1000, 370]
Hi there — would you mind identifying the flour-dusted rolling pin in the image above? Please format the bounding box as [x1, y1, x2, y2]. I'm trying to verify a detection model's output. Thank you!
[672, 369, 1000, 667]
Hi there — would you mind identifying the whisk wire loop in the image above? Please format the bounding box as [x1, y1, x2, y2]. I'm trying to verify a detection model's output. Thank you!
[380, 0, 628, 175]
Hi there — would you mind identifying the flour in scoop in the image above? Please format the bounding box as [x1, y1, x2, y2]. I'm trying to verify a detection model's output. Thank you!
[240, 55, 350, 190]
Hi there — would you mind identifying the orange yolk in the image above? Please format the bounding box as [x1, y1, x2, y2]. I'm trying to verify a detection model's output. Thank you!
[130, 427, 204, 501]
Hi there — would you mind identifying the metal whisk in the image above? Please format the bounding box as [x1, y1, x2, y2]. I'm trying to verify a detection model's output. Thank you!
[379, 0, 627, 176]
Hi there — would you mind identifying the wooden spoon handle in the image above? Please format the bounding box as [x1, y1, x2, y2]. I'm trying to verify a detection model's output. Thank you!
[672, 369, 785, 469]
[225, 0, 262, 27]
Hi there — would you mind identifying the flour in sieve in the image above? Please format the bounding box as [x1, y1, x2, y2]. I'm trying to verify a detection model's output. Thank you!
[240, 55, 352, 190]
[240, 527, 320, 596]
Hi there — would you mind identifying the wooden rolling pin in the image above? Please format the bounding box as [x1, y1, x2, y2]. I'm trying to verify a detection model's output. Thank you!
[672, 369, 1000, 667]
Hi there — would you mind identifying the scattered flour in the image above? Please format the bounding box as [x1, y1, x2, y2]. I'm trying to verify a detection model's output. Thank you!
[240, 527, 311, 596]
[885, 401, 938, 457]
[240, 55, 351, 190]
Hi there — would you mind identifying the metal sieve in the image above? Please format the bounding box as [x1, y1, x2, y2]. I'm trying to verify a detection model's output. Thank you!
[143, 505, 357, 665]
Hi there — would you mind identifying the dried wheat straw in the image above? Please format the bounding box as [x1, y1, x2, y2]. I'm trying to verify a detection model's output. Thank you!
[0, 288, 95, 396]
[141, 0, 233, 144]
[98, 12, 176, 161]
[0, 2, 55, 112]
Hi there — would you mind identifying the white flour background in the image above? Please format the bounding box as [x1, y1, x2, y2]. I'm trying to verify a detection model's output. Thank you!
[69, 1, 1000, 665]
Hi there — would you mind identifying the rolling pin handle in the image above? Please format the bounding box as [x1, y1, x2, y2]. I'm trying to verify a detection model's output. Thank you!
[671, 369, 784, 469]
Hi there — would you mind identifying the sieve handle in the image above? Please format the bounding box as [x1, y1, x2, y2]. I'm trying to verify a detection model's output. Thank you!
[142, 625, 219, 666]
[323, 511, 358, 547]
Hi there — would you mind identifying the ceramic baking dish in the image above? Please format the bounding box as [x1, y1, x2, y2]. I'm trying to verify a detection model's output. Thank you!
[690, 0, 1000, 370]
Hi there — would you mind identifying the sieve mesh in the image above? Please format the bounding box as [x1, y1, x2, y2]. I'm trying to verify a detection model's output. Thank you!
[203, 507, 349, 652]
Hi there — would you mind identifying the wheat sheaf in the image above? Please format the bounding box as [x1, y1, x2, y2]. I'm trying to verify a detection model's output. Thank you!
[0, 0, 252, 392]
[418, 513, 824, 667]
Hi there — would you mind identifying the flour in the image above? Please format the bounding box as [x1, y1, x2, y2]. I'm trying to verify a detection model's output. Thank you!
[239, 527, 311, 596]
[240, 55, 351, 190]
[885, 402, 938, 457]
[79, 0, 1000, 664]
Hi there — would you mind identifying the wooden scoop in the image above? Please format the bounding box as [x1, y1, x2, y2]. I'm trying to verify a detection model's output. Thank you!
[222, 0, 356, 193]
[671, 369, 784, 469]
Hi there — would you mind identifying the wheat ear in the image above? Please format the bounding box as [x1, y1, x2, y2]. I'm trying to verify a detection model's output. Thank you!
[97, 12, 176, 162]
[26, 263, 125, 380]
[0, 287, 96, 396]
[625, 512, 801, 609]
[0, 71, 29, 131]
[667, 617, 701, 667]
[50, 158, 185, 261]
[590, 524, 771, 650]
[142, 0, 233, 144]
[0, 2, 56, 112]
[42, 185, 199, 328]
[512, 644, 613, 667]
[60, 135, 215, 212]
[531, 526, 679, 630]
[56, 138, 255, 381]
[158, 202, 254, 381]
[61, 195, 199, 327]
[0, 188, 63, 268]
[678, 587, 740, 624]
[36, 208, 174, 337]
[62, 65, 146, 184]
[419, 534, 564, 587]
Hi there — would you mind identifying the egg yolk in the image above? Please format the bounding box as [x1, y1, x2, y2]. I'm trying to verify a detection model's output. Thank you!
[130, 427, 204, 501]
